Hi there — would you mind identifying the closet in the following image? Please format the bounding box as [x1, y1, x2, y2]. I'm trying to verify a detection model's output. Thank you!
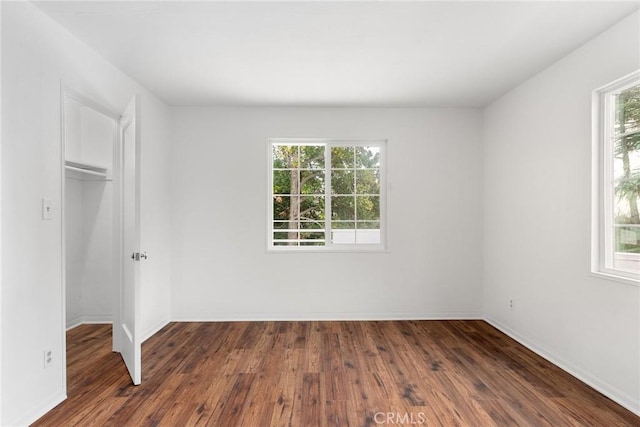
[64, 94, 118, 329]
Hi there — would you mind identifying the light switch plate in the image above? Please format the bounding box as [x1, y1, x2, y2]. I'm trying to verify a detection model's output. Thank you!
[42, 198, 53, 220]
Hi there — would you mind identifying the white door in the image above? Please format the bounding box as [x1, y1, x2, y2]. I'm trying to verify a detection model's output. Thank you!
[119, 95, 142, 385]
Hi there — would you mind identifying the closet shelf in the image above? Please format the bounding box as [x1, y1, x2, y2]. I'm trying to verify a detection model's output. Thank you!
[65, 160, 110, 181]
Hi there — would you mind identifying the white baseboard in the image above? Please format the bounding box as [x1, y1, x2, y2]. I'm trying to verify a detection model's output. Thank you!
[171, 311, 483, 322]
[66, 316, 112, 331]
[65, 315, 82, 330]
[484, 316, 640, 417]
[80, 314, 112, 324]
[142, 318, 171, 343]
[7, 392, 66, 427]
[65, 317, 168, 343]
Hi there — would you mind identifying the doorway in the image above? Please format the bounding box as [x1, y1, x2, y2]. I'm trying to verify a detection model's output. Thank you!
[61, 88, 142, 387]
[62, 91, 117, 332]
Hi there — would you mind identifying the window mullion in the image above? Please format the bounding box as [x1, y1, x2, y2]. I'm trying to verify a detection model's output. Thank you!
[325, 143, 332, 247]
[297, 166, 301, 247]
[603, 92, 615, 269]
[353, 165, 358, 244]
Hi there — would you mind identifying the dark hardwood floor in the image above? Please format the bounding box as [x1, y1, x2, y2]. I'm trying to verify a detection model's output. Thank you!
[33, 320, 639, 426]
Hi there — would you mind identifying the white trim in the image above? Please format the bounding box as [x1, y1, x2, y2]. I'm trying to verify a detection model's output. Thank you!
[171, 312, 483, 322]
[62, 85, 121, 122]
[58, 82, 68, 406]
[66, 318, 113, 331]
[80, 315, 112, 324]
[112, 99, 124, 354]
[484, 316, 640, 417]
[67, 315, 186, 348]
[141, 319, 171, 343]
[271, 137, 388, 146]
[591, 70, 640, 284]
[590, 271, 640, 287]
[6, 391, 66, 427]
[65, 316, 82, 331]
[324, 142, 331, 242]
[267, 245, 388, 253]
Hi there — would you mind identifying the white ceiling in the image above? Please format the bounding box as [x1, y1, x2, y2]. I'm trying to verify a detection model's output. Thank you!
[34, 1, 640, 107]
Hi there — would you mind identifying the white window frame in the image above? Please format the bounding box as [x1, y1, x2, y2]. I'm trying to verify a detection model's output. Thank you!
[267, 138, 387, 252]
[592, 70, 640, 285]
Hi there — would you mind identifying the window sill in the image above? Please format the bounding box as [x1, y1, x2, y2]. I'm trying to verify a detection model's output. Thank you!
[267, 246, 389, 254]
[590, 271, 640, 287]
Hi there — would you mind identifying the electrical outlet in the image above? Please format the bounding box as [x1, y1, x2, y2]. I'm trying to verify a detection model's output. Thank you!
[509, 299, 515, 310]
[44, 348, 53, 368]
[42, 198, 53, 220]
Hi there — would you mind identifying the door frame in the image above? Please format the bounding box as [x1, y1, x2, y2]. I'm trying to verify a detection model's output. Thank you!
[59, 85, 127, 390]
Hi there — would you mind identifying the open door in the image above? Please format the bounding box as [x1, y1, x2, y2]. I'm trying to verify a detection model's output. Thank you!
[117, 95, 142, 385]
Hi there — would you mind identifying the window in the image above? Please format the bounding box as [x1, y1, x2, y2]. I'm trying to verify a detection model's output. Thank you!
[593, 71, 640, 283]
[268, 139, 386, 251]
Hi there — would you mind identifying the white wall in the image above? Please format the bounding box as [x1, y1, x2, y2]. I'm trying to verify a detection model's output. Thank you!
[65, 178, 83, 327]
[1, 2, 172, 425]
[78, 181, 114, 323]
[65, 179, 114, 328]
[65, 100, 117, 328]
[170, 107, 483, 321]
[483, 12, 640, 415]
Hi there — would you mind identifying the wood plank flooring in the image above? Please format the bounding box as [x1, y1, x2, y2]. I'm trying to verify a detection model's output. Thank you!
[33, 321, 640, 426]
